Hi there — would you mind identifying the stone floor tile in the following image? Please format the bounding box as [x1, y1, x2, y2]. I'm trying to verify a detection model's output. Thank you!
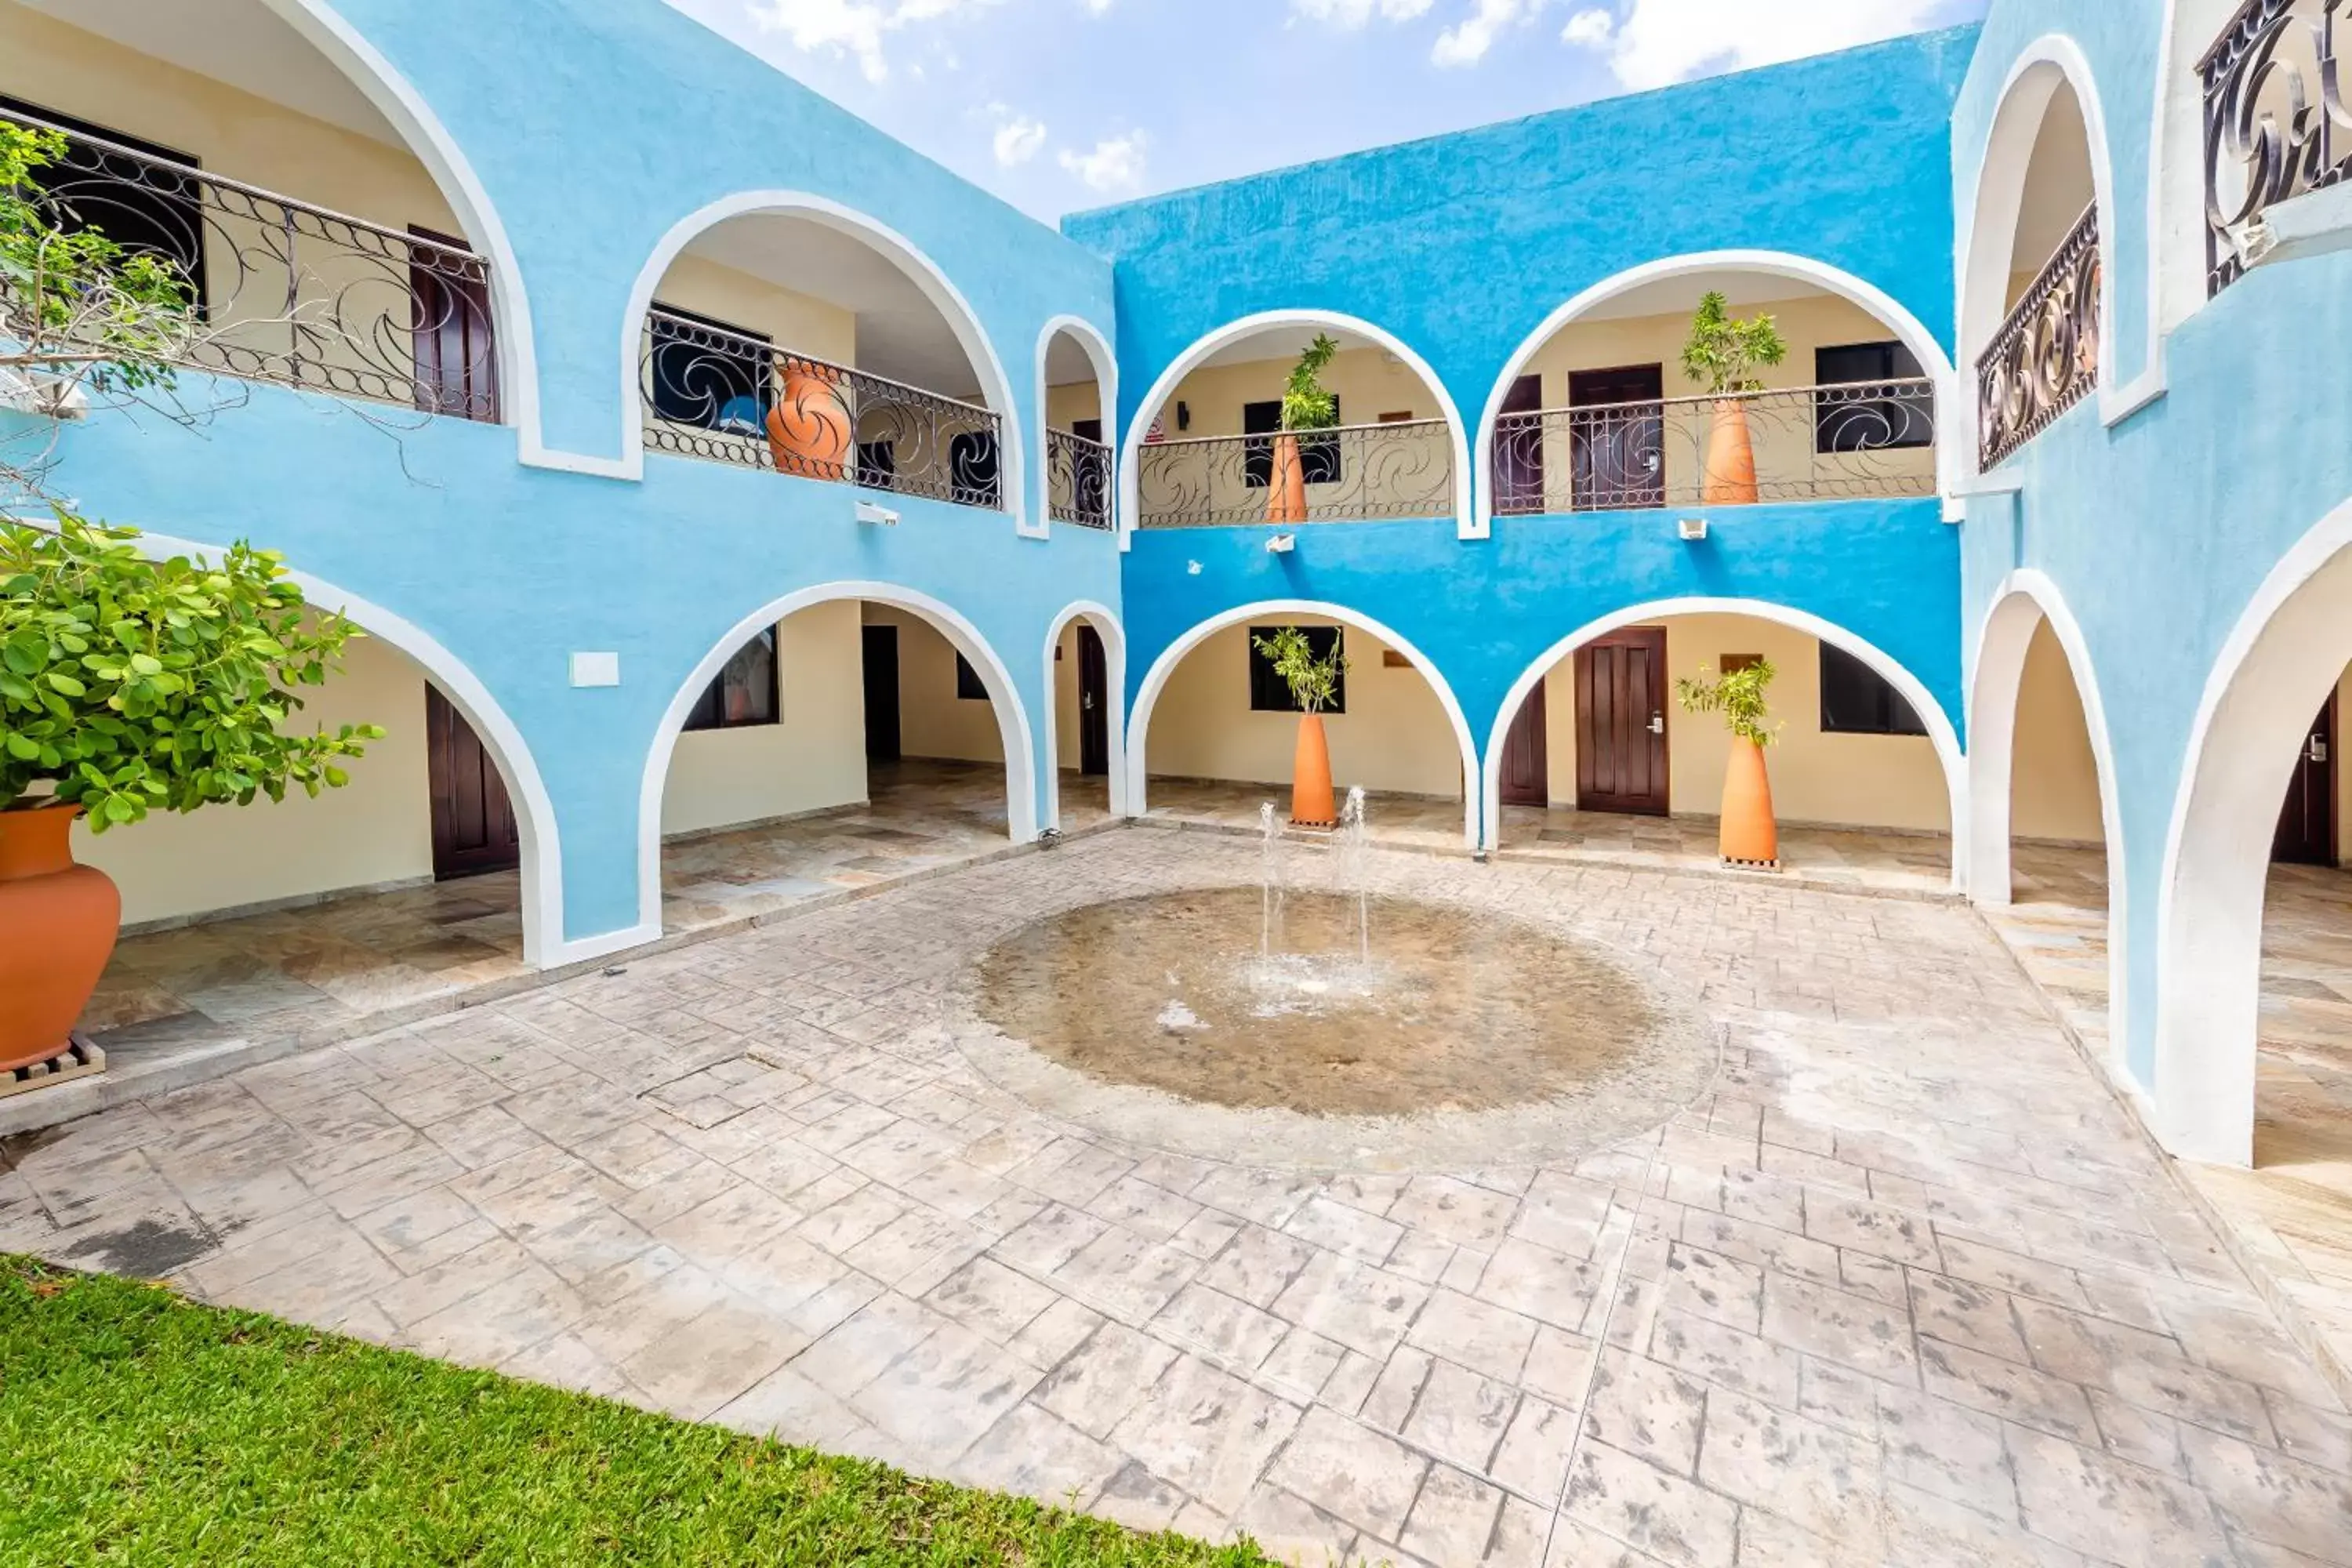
[710, 1362, 869, 1449]
[1489, 1392, 1579, 1503]
[1112, 1352, 1305, 1516]
[1877, 1377, 2016, 1517]
[922, 1254, 1058, 1345]
[620, 1294, 808, 1421]
[1397, 1462, 1506, 1566]
[1404, 1287, 1542, 1385]
[1399, 1356, 1519, 1474]
[2009, 1423, 2235, 1566]
[1036, 1319, 1182, 1439]
[1283, 1195, 1406, 1266]
[2175, 1421, 2352, 1563]
[1200, 1223, 1320, 1308]
[1760, 1272, 1918, 1382]
[1581, 1351, 1707, 1477]
[1265, 1406, 1430, 1543]
[789, 1290, 940, 1399]
[1223, 1483, 1359, 1567]
[1475, 1237, 1607, 1333]
[1658, 1243, 1765, 1336]
[1560, 1439, 1740, 1568]
[1389, 1174, 1520, 1250]
[1272, 1250, 1432, 1362]
[1154, 1282, 1290, 1370]
[849, 1319, 1044, 1462]
[1523, 1323, 1602, 1409]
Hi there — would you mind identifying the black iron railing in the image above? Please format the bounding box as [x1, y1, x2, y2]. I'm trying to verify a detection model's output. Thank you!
[640, 307, 1004, 510]
[2201, 0, 2352, 295]
[1135, 417, 1453, 529]
[1488, 380, 1936, 516]
[1047, 426, 1112, 528]
[2, 108, 499, 421]
[1976, 203, 2101, 470]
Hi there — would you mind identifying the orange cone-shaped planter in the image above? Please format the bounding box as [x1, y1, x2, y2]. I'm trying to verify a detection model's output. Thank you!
[1719, 737, 1779, 868]
[1701, 398, 1759, 506]
[1290, 713, 1336, 828]
[1267, 433, 1308, 524]
[0, 804, 120, 1071]
[768, 362, 853, 481]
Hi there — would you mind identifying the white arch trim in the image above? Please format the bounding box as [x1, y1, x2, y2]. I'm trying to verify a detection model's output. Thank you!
[1040, 601, 1129, 829]
[1117, 311, 1476, 548]
[2155, 493, 2352, 1164]
[1125, 600, 1481, 848]
[126, 528, 571, 969]
[1476, 250, 1965, 526]
[1032, 316, 1119, 541]
[636, 582, 1040, 934]
[1481, 597, 1967, 881]
[617, 192, 1025, 512]
[1964, 573, 2132, 1087]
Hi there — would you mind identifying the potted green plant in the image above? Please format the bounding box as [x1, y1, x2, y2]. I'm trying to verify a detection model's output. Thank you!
[1268, 333, 1341, 524]
[0, 518, 384, 1071]
[1252, 625, 1348, 827]
[1676, 656, 1780, 867]
[1679, 292, 1787, 506]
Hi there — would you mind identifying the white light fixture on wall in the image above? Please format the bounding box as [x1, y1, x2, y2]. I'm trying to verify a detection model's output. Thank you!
[569, 652, 621, 688]
[1265, 532, 1296, 554]
[856, 499, 899, 527]
[1677, 517, 1710, 541]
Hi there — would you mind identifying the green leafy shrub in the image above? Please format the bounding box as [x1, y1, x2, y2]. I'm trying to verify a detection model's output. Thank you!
[1252, 625, 1348, 715]
[1680, 291, 1788, 396]
[1280, 333, 1341, 433]
[1676, 657, 1780, 746]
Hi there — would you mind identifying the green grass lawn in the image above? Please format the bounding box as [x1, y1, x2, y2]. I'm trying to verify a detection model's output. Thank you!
[0, 1257, 1279, 1566]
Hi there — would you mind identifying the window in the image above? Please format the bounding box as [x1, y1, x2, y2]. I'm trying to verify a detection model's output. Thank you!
[949, 430, 1002, 506]
[1819, 644, 1926, 735]
[1242, 397, 1343, 488]
[683, 628, 778, 731]
[955, 652, 989, 701]
[2, 97, 208, 310]
[1813, 342, 1934, 454]
[648, 303, 769, 432]
[1249, 626, 1346, 714]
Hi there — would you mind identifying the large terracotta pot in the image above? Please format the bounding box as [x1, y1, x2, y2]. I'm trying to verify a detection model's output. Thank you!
[0, 803, 120, 1071]
[767, 363, 852, 481]
[1266, 432, 1308, 524]
[1700, 397, 1759, 506]
[1718, 736, 1779, 867]
[1290, 713, 1336, 829]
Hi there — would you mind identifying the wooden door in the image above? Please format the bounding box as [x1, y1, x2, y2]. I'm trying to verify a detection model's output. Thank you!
[1568, 365, 1664, 511]
[1575, 628, 1670, 815]
[2274, 692, 2338, 866]
[426, 685, 518, 880]
[1076, 624, 1110, 776]
[1499, 677, 1549, 807]
[1491, 373, 1545, 515]
[409, 225, 498, 421]
[862, 624, 902, 761]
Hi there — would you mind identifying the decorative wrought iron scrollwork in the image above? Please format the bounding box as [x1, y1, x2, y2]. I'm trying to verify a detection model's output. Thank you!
[1047, 426, 1112, 528]
[2201, 0, 2352, 294]
[1135, 419, 1454, 529]
[2, 108, 499, 421]
[1976, 204, 2101, 470]
[1486, 380, 1938, 517]
[640, 308, 1004, 510]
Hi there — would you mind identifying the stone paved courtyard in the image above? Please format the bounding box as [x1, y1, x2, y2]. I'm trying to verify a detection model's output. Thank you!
[9, 829, 2351, 1565]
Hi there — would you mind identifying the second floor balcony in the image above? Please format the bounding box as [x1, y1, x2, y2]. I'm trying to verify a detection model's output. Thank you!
[1136, 417, 1455, 529]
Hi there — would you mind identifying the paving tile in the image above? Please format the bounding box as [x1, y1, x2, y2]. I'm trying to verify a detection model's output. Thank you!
[1111, 1352, 1305, 1516]
[1265, 1406, 1429, 1542]
[2009, 1423, 2235, 1565]
[1561, 1439, 1739, 1568]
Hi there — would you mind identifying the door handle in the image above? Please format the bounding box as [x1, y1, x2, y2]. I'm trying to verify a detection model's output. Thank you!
[1648, 713, 1665, 735]
[1083, 694, 1095, 710]
[2311, 735, 2329, 764]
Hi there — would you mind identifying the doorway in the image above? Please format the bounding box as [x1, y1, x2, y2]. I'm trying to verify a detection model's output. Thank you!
[1568, 365, 1664, 511]
[862, 624, 902, 761]
[409, 224, 497, 421]
[426, 685, 519, 880]
[1493, 373, 1545, 515]
[1500, 676, 1549, 806]
[1077, 624, 1110, 776]
[2274, 691, 2339, 866]
[1575, 627, 1670, 815]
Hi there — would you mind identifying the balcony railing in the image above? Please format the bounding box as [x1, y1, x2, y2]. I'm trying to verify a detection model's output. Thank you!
[1047, 426, 1112, 528]
[640, 308, 1004, 510]
[1135, 418, 1454, 529]
[2201, 0, 2352, 295]
[2, 108, 499, 422]
[1976, 203, 2100, 470]
[1489, 380, 1937, 517]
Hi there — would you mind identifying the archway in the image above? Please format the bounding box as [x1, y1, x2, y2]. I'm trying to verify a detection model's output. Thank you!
[1043, 602, 1126, 830]
[1483, 598, 1964, 887]
[1120, 312, 1472, 540]
[1126, 601, 1479, 850]
[637, 583, 1036, 935]
[1037, 317, 1116, 535]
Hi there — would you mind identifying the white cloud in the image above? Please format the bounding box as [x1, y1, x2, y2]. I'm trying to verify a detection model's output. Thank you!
[993, 112, 1048, 165]
[1290, 0, 1436, 27]
[1059, 131, 1148, 191]
[1432, 0, 1537, 66]
[746, 0, 995, 84]
[1561, 0, 1949, 90]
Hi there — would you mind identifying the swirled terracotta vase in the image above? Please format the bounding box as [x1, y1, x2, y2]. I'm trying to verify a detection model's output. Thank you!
[767, 363, 853, 481]
[0, 803, 119, 1070]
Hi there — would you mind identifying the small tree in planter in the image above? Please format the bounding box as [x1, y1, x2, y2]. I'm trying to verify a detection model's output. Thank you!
[1680, 292, 1787, 506]
[1676, 657, 1781, 868]
[1268, 334, 1341, 525]
[1252, 625, 1348, 827]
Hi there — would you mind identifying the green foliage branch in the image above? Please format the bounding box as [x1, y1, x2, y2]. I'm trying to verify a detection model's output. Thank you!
[1279, 334, 1341, 433]
[1680, 291, 1788, 397]
[1676, 657, 1780, 747]
[1252, 625, 1349, 716]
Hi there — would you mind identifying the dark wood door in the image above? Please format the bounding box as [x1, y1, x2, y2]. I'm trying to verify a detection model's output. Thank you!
[2274, 692, 2338, 866]
[1576, 628, 1670, 815]
[409, 225, 498, 421]
[1076, 624, 1110, 776]
[1569, 365, 1664, 511]
[1499, 677, 1549, 807]
[1492, 373, 1545, 516]
[426, 684, 518, 880]
[862, 624, 901, 761]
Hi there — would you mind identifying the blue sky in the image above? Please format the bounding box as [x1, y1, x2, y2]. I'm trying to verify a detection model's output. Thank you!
[665, 0, 1989, 223]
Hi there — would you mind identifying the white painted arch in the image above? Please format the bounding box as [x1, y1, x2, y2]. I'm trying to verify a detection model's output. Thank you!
[618, 192, 1025, 512]
[1040, 600, 1129, 829]
[1118, 310, 1476, 546]
[1480, 597, 1967, 880]
[636, 582, 1040, 935]
[1033, 316, 1119, 540]
[2156, 493, 2352, 1165]
[1125, 601, 1481, 848]
[1475, 251, 1965, 528]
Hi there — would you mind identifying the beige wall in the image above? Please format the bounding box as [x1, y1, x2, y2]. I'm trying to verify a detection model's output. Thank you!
[1146, 621, 1462, 798]
[1047, 382, 1104, 430]
[2010, 620, 2105, 845]
[863, 606, 1006, 764]
[662, 601, 869, 836]
[1162, 346, 1436, 441]
[74, 632, 434, 927]
[652, 253, 857, 367]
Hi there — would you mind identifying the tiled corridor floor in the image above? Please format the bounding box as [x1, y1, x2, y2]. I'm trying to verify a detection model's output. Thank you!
[9, 831, 2351, 1566]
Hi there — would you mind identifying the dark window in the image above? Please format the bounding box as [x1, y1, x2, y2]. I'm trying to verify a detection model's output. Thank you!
[1819, 644, 1926, 736]
[1248, 626, 1346, 715]
[648, 303, 769, 432]
[1813, 342, 1933, 454]
[2, 96, 208, 311]
[955, 652, 989, 701]
[1242, 397, 1343, 488]
[683, 628, 779, 731]
[949, 430, 1001, 506]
